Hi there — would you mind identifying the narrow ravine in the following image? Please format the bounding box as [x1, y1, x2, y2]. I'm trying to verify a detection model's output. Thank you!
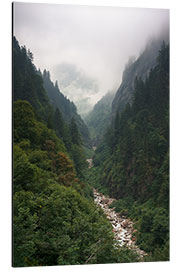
[93, 189, 147, 259]
[86, 157, 147, 259]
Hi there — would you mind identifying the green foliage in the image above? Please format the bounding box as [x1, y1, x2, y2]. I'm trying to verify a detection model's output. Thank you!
[28, 149, 52, 171]
[14, 100, 39, 145]
[14, 37, 126, 267]
[13, 180, 117, 266]
[53, 108, 65, 139]
[84, 167, 109, 196]
[71, 144, 87, 177]
[109, 197, 169, 261]
[13, 74, 118, 267]
[109, 197, 134, 217]
[83, 146, 94, 159]
[98, 43, 169, 200]
[13, 145, 36, 192]
[34, 185, 114, 265]
[14, 100, 66, 153]
[13, 37, 90, 179]
[145, 240, 169, 262]
[133, 203, 169, 259]
[112, 37, 166, 117]
[70, 117, 82, 146]
[13, 36, 169, 266]
[110, 247, 139, 263]
[85, 90, 115, 146]
[13, 37, 53, 123]
[93, 42, 169, 260]
[13, 190, 39, 266]
[41, 68, 92, 148]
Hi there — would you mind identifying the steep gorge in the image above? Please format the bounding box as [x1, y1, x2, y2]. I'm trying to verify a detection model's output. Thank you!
[93, 189, 147, 259]
[13, 34, 169, 266]
[85, 40, 169, 262]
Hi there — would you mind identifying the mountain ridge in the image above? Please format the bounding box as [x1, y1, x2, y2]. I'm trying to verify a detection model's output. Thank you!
[112, 34, 169, 118]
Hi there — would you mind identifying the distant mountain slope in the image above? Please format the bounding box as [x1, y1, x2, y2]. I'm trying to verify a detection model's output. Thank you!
[112, 36, 168, 117]
[13, 36, 137, 267]
[13, 36, 91, 149]
[41, 70, 92, 148]
[13, 36, 91, 176]
[41, 69, 77, 121]
[13, 36, 52, 123]
[53, 63, 99, 117]
[92, 41, 169, 262]
[85, 90, 115, 146]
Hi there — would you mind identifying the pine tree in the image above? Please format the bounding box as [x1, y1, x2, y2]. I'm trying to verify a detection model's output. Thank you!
[55, 80, 59, 89]
[70, 117, 81, 146]
[54, 108, 65, 139]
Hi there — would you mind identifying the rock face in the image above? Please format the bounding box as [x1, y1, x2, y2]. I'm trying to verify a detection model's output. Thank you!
[93, 189, 147, 259]
[112, 34, 169, 118]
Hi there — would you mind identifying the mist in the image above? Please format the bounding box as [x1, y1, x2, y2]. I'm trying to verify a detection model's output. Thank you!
[14, 2, 169, 116]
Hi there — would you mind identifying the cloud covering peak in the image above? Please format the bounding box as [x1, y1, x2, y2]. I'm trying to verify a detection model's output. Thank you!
[14, 3, 169, 115]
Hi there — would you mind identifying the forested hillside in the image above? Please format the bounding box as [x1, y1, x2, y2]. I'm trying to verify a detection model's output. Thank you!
[12, 2, 170, 267]
[13, 99, 115, 266]
[112, 36, 169, 117]
[13, 37, 139, 267]
[13, 37, 52, 124]
[52, 62, 99, 118]
[92, 42, 169, 261]
[85, 90, 115, 146]
[13, 37, 109, 267]
[40, 69, 92, 148]
[13, 37, 91, 177]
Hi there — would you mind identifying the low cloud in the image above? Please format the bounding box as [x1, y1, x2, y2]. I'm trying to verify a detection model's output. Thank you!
[14, 3, 169, 113]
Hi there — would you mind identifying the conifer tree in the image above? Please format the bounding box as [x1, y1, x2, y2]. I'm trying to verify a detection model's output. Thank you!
[70, 117, 81, 146]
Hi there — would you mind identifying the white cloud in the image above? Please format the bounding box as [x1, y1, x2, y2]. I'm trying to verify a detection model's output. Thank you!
[14, 2, 169, 110]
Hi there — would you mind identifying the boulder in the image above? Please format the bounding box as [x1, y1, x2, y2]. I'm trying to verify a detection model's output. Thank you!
[122, 220, 129, 228]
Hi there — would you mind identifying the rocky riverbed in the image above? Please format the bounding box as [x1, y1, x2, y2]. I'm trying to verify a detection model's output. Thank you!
[87, 159, 93, 168]
[93, 189, 147, 259]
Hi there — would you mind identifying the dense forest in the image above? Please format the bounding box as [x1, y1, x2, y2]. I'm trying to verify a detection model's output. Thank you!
[91, 41, 169, 261]
[13, 37, 140, 267]
[85, 90, 115, 146]
[13, 36, 91, 178]
[40, 68, 92, 149]
[13, 30, 169, 266]
[112, 37, 168, 117]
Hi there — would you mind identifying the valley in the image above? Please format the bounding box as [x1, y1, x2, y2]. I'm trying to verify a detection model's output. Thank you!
[93, 189, 147, 259]
[13, 26, 169, 266]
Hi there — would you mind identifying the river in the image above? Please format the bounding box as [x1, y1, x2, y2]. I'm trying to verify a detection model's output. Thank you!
[93, 189, 147, 259]
[86, 157, 147, 258]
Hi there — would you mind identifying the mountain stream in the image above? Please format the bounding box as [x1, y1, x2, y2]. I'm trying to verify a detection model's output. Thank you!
[93, 189, 147, 259]
[87, 158, 147, 259]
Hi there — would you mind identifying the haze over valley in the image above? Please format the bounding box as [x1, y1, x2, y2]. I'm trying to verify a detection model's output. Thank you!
[14, 3, 169, 117]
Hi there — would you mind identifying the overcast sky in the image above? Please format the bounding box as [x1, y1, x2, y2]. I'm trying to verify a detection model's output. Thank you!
[13, 2, 169, 107]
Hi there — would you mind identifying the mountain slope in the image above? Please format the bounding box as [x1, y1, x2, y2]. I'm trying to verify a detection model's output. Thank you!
[13, 36, 53, 123]
[13, 37, 89, 176]
[13, 99, 115, 267]
[41, 69, 92, 148]
[112, 36, 168, 117]
[53, 63, 98, 117]
[85, 90, 115, 146]
[93, 42, 169, 261]
[13, 36, 91, 149]
[13, 36, 139, 267]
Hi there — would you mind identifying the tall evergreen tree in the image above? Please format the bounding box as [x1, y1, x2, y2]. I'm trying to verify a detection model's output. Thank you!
[70, 117, 82, 146]
[92, 42, 169, 261]
[54, 108, 65, 139]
